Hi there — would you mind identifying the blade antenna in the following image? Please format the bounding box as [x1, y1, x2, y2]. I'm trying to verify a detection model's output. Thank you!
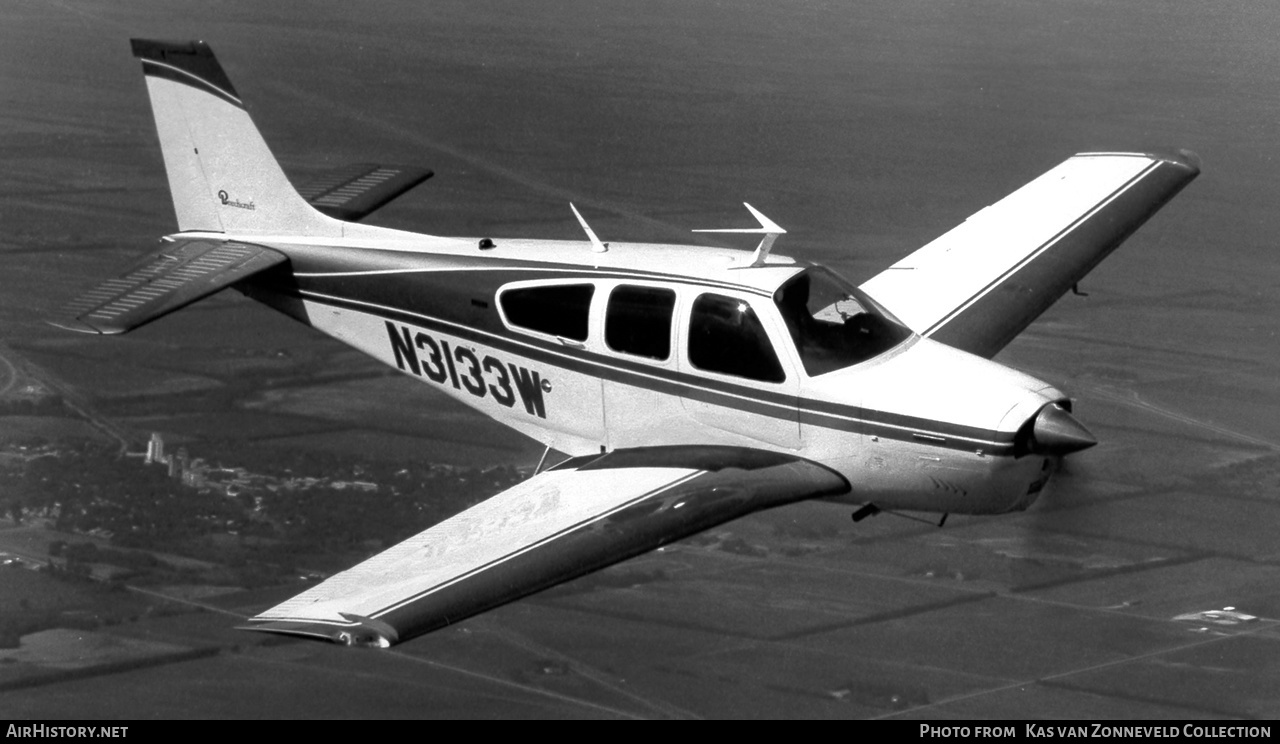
[569, 203, 608, 253]
[694, 203, 786, 267]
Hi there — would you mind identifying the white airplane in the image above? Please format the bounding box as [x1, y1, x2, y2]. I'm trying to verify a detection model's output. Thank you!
[52, 40, 1199, 647]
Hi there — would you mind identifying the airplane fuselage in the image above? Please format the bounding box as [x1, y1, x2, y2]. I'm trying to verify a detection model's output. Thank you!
[228, 231, 1064, 517]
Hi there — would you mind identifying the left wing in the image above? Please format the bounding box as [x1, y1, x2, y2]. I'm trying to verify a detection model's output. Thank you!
[860, 151, 1199, 358]
[244, 446, 849, 646]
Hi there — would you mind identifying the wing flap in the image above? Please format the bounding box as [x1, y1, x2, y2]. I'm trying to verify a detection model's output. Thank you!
[49, 238, 288, 335]
[245, 446, 848, 646]
[295, 163, 433, 222]
[860, 151, 1199, 358]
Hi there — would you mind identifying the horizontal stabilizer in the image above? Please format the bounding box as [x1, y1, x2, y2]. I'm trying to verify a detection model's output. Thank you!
[243, 446, 848, 646]
[295, 163, 433, 222]
[49, 238, 288, 335]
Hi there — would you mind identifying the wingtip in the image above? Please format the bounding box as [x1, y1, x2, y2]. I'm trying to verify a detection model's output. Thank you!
[1076, 149, 1201, 176]
[1150, 148, 1201, 175]
[1172, 148, 1201, 174]
[239, 617, 398, 648]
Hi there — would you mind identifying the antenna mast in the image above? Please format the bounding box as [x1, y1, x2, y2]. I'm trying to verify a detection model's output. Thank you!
[694, 203, 786, 267]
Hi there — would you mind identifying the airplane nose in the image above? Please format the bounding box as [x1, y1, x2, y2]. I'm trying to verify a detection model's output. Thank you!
[1025, 403, 1097, 456]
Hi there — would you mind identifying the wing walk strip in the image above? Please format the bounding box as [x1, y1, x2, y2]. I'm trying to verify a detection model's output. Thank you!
[377, 470, 701, 616]
[923, 160, 1161, 337]
[384, 471, 705, 620]
[294, 288, 1017, 452]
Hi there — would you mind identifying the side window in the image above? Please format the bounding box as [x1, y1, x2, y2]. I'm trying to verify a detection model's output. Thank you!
[605, 285, 676, 360]
[688, 294, 785, 383]
[500, 284, 595, 341]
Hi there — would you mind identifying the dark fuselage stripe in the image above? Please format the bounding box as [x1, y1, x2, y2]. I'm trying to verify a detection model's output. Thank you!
[302, 287, 797, 406]
[297, 264, 780, 299]
[294, 289, 1016, 452]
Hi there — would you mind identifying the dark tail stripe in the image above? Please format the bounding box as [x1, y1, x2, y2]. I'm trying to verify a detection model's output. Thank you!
[140, 58, 244, 109]
[131, 40, 244, 109]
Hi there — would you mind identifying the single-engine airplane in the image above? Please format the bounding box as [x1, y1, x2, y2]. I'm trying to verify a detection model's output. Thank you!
[51, 40, 1199, 647]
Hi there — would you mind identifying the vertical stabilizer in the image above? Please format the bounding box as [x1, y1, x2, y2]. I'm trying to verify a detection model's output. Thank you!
[131, 39, 341, 237]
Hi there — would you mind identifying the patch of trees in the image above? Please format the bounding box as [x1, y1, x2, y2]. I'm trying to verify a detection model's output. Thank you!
[0, 395, 66, 416]
[11, 439, 528, 583]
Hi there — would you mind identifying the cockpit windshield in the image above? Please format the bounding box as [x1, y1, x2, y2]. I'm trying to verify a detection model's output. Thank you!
[773, 267, 912, 376]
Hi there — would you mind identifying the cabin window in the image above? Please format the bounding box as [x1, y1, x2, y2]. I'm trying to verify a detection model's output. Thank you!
[774, 267, 912, 375]
[605, 285, 676, 360]
[688, 294, 785, 383]
[500, 284, 595, 341]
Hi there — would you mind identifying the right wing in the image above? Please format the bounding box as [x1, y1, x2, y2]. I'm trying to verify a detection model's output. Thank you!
[860, 151, 1199, 358]
[243, 446, 849, 646]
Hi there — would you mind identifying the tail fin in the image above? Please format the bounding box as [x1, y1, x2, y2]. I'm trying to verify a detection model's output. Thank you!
[132, 39, 341, 237]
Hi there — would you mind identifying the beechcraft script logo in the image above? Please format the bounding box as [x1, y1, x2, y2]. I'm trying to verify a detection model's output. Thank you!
[217, 189, 256, 210]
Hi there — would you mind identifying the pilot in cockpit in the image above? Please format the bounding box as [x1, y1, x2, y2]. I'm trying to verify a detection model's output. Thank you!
[775, 268, 911, 376]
